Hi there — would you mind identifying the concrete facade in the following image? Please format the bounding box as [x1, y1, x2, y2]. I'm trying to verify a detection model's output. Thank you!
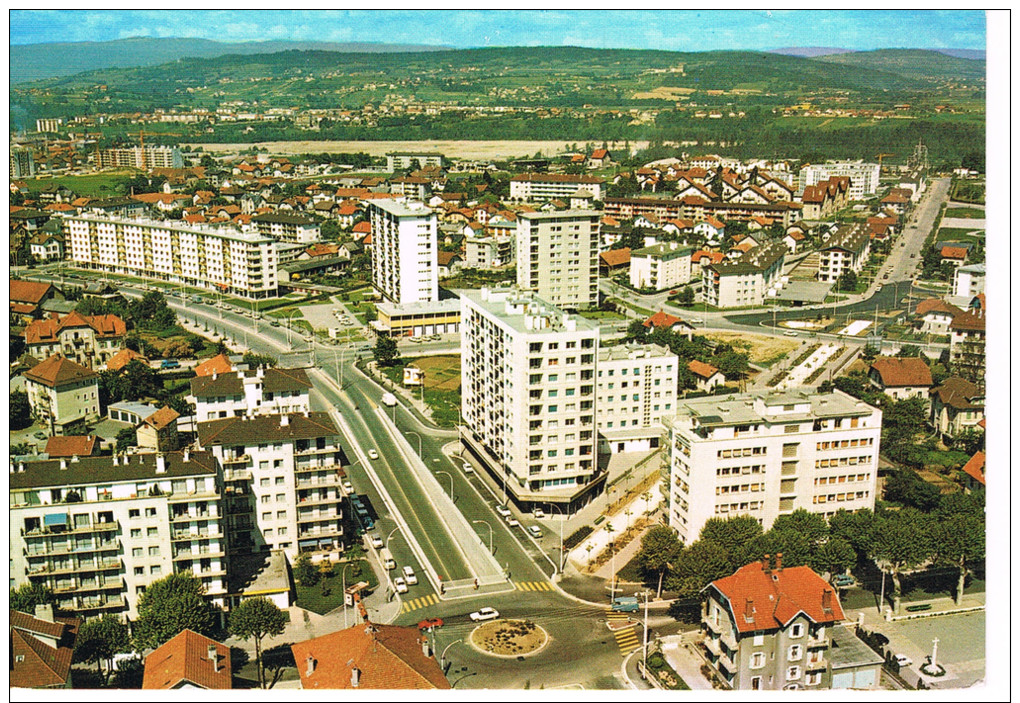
[516, 210, 600, 310]
[596, 343, 678, 454]
[369, 200, 439, 306]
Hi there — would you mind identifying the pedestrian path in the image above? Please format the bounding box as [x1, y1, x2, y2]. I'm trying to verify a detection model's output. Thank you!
[400, 593, 440, 613]
[613, 624, 641, 656]
[514, 580, 554, 592]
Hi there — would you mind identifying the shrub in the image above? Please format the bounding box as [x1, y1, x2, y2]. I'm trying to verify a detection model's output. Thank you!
[647, 653, 665, 670]
[564, 525, 594, 550]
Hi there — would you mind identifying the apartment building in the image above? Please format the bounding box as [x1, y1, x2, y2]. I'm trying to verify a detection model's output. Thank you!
[374, 298, 461, 338]
[65, 214, 279, 299]
[251, 212, 321, 244]
[516, 210, 600, 310]
[509, 173, 605, 202]
[953, 263, 985, 298]
[949, 309, 985, 388]
[629, 242, 693, 291]
[11, 147, 36, 178]
[703, 241, 786, 308]
[703, 556, 861, 690]
[24, 355, 101, 436]
[36, 118, 63, 133]
[24, 311, 127, 370]
[666, 389, 881, 544]
[196, 412, 346, 560]
[96, 146, 184, 170]
[369, 200, 438, 305]
[465, 234, 513, 269]
[817, 223, 871, 284]
[9, 450, 227, 619]
[799, 161, 879, 200]
[188, 366, 312, 420]
[460, 287, 601, 511]
[386, 151, 444, 172]
[596, 343, 678, 454]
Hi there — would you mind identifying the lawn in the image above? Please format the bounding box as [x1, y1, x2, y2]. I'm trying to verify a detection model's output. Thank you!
[21, 169, 139, 198]
[380, 356, 462, 428]
[294, 558, 377, 616]
[578, 309, 628, 321]
[943, 207, 984, 219]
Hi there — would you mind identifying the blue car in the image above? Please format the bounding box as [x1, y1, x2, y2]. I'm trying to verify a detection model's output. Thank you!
[161, 359, 180, 369]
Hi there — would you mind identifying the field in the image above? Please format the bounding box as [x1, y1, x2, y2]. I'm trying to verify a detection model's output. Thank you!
[185, 140, 650, 160]
[703, 332, 800, 365]
[410, 354, 461, 392]
[943, 207, 985, 218]
[20, 168, 139, 197]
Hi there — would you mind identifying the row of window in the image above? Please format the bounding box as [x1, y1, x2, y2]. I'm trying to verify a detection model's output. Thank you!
[815, 456, 872, 468]
[716, 464, 766, 477]
[812, 491, 869, 504]
[716, 482, 765, 495]
[715, 501, 763, 514]
[816, 437, 875, 450]
[813, 473, 870, 486]
[717, 446, 768, 459]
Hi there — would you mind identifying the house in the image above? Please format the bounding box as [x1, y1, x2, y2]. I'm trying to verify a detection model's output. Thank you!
[940, 245, 968, 267]
[194, 353, 235, 378]
[142, 629, 232, 689]
[949, 309, 986, 388]
[23, 355, 101, 435]
[694, 216, 726, 242]
[11, 279, 63, 323]
[436, 250, 463, 279]
[691, 250, 725, 277]
[137, 405, 181, 452]
[953, 263, 985, 298]
[959, 450, 985, 493]
[599, 247, 631, 276]
[587, 148, 613, 169]
[913, 298, 963, 336]
[291, 622, 450, 689]
[703, 555, 860, 690]
[929, 377, 984, 439]
[817, 223, 870, 284]
[868, 357, 933, 402]
[782, 230, 805, 253]
[10, 605, 81, 689]
[43, 434, 100, 458]
[642, 310, 695, 338]
[24, 311, 127, 370]
[28, 232, 65, 261]
[688, 360, 725, 392]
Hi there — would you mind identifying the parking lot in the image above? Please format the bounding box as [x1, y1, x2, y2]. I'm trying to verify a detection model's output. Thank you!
[877, 611, 984, 688]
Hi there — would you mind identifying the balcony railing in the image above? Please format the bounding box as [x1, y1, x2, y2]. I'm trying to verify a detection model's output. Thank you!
[22, 521, 119, 537]
[24, 540, 120, 557]
[171, 529, 222, 542]
[172, 548, 225, 561]
[171, 510, 218, 522]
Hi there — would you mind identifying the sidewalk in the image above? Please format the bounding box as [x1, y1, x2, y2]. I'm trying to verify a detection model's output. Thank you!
[846, 590, 986, 631]
[659, 634, 715, 690]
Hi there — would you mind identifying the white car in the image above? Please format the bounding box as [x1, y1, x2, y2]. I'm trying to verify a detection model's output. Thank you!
[469, 607, 500, 622]
[393, 577, 408, 594]
[462, 462, 474, 474]
[533, 507, 546, 519]
[505, 515, 520, 527]
[495, 504, 512, 517]
[368, 450, 379, 460]
[402, 566, 418, 585]
[369, 534, 384, 549]
[783, 331, 798, 337]
[342, 480, 354, 493]
[689, 318, 704, 324]
[528, 525, 543, 538]
[894, 654, 913, 668]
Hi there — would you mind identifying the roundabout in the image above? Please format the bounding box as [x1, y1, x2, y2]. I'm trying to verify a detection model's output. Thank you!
[469, 619, 550, 658]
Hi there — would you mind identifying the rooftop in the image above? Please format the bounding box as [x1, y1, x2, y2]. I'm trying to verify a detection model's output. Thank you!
[142, 629, 232, 690]
[64, 213, 274, 245]
[459, 287, 599, 337]
[599, 342, 674, 362]
[369, 199, 435, 218]
[673, 388, 876, 428]
[197, 411, 339, 447]
[517, 208, 601, 221]
[9, 450, 218, 491]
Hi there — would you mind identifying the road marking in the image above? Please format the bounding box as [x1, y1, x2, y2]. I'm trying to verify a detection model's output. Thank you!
[401, 593, 439, 613]
[613, 625, 641, 655]
[514, 580, 553, 592]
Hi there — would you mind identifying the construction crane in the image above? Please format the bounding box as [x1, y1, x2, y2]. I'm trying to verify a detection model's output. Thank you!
[124, 129, 183, 170]
[876, 153, 895, 171]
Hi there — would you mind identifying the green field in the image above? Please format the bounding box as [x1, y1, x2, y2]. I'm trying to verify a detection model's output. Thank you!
[944, 207, 985, 219]
[20, 170, 139, 197]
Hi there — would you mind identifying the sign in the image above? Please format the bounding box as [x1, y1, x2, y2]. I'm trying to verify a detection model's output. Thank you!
[403, 366, 423, 386]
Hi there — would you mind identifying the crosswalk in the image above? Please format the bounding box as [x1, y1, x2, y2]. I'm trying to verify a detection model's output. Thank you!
[606, 609, 641, 656]
[513, 580, 554, 592]
[401, 593, 439, 613]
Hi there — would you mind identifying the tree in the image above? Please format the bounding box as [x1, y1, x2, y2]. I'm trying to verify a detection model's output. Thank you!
[292, 553, 319, 587]
[897, 344, 921, 358]
[229, 597, 287, 689]
[637, 525, 682, 599]
[373, 335, 400, 367]
[829, 508, 877, 560]
[698, 515, 763, 566]
[242, 351, 278, 368]
[131, 291, 177, 331]
[771, 509, 829, 547]
[11, 390, 32, 431]
[163, 340, 194, 359]
[869, 508, 935, 613]
[118, 360, 163, 402]
[713, 350, 750, 381]
[10, 583, 55, 612]
[116, 427, 138, 452]
[666, 540, 733, 598]
[677, 286, 695, 306]
[933, 512, 984, 605]
[836, 270, 858, 292]
[884, 470, 941, 511]
[737, 529, 813, 570]
[625, 318, 649, 343]
[812, 537, 857, 579]
[74, 614, 131, 684]
[132, 572, 217, 650]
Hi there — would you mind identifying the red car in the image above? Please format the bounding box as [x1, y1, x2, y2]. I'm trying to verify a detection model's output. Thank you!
[418, 617, 444, 631]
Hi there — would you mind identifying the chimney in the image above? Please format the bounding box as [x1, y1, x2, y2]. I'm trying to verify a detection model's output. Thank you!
[257, 365, 265, 379]
[208, 644, 219, 672]
[350, 666, 360, 688]
[155, 454, 166, 474]
[305, 656, 316, 677]
[744, 598, 754, 622]
[774, 552, 783, 572]
[71, 454, 80, 463]
[59, 459, 68, 471]
[18, 462, 25, 473]
[34, 603, 54, 623]
[762, 553, 771, 575]
[212, 371, 218, 380]
[183, 448, 191, 462]
[822, 588, 833, 613]
[280, 414, 290, 427]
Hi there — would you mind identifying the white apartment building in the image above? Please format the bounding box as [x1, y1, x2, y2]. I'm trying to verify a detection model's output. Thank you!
[817, 223, 871, 284]
[460, 288, 601, 511]
[369, 200, 438, 305]
[386, 151, 444, 172]
[799, 162, 880, 201]
[666, 389, 881, 544]
[65, 214, 279, 299]
[96, 146, 184, 170]
[465, 235, 513, 269]
[516, 209, 600, 310]
[24, 356, 101, 436]
[10, 147, 35, 178]
[36, 118, 63, 133]
[196, 412, 346, 560]
[703, 241, 786, 308]
[9, 450, 227, 620]
[251, 212, 321, 244]
[597, 343, 679, 454]
[189, 366, 312, 421]
[953, 263, 985, 298]
[629, 242, 694, 291]
[509, 173, 605, 202]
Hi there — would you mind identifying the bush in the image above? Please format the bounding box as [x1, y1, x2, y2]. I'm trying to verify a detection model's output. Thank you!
[647, 653, 665, 670]
[564, 525, 594, 550]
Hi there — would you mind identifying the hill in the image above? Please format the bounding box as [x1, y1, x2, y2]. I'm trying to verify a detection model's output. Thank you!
[810, 49, 985, 83]
[10, 36, 450, 84]
[770, 47, 853, 57]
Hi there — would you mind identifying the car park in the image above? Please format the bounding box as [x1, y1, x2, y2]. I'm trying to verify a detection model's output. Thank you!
[369, 534, 384, 549]
[418, 618, 444, 631]
[402, 566, 418, 585]
[505, 515, 520, 527]
[495, 504, 511, 517]
[528, 525, 542, 538]
[368, 450, 379, 460]
[469, 607, 499, 622]
[393, 577, 408, 594]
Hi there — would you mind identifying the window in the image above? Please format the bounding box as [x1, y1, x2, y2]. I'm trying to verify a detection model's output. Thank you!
[275, 476, 285, 485]
[262, 512, 272, 521]
[277, 510, 287, 520]
[148, 546, 160, 556]
[787, 666, 801, 680]
[128, 509, 140, 519]
[276, 494, 286, 503]
[132, 548, 143, 558]
[150, 565, 162, 575]
[788, 644, 802, 661]
[753, 633, 765, 646]
[790, 623, 804, 638]
[806, 672, 822, 686]
[260, 478, 270, 487]
[147, 527, 158, 537]
[261, 495, 271, 504]
[130, 528, 142, 538]
[134, 567, 145, 576]
[750, 652, 766, 669]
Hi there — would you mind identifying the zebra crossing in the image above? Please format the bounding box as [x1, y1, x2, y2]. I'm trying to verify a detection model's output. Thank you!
[401, 593, 439, 613]
[513, 580, 554, 592]
[606, 609, 641, 656]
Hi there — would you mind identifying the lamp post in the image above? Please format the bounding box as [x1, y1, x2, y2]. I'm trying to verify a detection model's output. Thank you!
[472, 520, 493, 554]
[341, 562, 354, 629]
[436, 470, 453, 500]
[642, 590, 651, 676]
[440, 639, 462, 672]
[547, 503, 565, 573]
[407, 431, 423, 458]
[286, 309, 302, 350]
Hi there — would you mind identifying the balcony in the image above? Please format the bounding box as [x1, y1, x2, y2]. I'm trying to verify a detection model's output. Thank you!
[294, 462, 341, 474]
[23, 521, 119, 537]
[222, 454, 251, 465]
[78, 596, 125, 611]
[171, 510, 218, 522]
[172, 547, 225, 561]
[223, 468, 252, 481]
[25, 540, 120, 557]
[807, 634, 828, 648]
[295, 474, 341, 488]
[297, 493, 339, 507]
[295, 445, 335, 456]
[171, 529, 222, 542]
[297, 510, 340, 523]
[166, 489, 220, 503]
[297, 525, 342, 538]
[53, 578, 124, 595]
[806, 655, 827, 670]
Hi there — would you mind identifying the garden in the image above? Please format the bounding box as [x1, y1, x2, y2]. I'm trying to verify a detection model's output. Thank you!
[470, 619, 548, 657]
[292, 549, 378, 616]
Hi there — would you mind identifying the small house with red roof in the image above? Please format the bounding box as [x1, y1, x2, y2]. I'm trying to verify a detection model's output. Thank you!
[912, 298, 963, 335]
[599, 247, 631, 276]
[44, 434, 100, 458]
[940, 245, 968, 267]
[193, 353, 235, 378]
[10, 279, 63, 323]
[929, 376, 984, 438]
[137, 406, 181, 452]
[703, 555, 866, 690]
[10, 605, 81, 689]
[587, 148, 613, 169]
[23, 355, 101, 435]
[959, 451, 985, 493]
[688, 359, 725, 392]
[643, 310, 695, 339]
[142, 629, 232, 689]
[868, 356, 933, 402]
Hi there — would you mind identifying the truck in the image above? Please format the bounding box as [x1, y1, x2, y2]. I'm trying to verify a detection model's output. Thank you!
[611, 596, 640, 613]
[382, 392, 397, 407]
[380, 547, 396, 570]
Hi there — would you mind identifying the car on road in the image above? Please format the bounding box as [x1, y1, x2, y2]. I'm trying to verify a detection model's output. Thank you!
[418, 617, 444, 631]
[495, 504, 512, 517]
[33, 431, 47, 440]
[160, 359, 180, 369]
[669, 290, 678, 295]
[689, 317, 704, 324]
[505, 515, 520, 527]
[469, 607, 499, 622]
[462, 462, 474, 474]
[402, 566, 418, 585]
[893, 654, 913, 668]
[528, 525, 543, 538]
[783, 331, 797, 337]
[533, 507, 545, 519]
[369, 534, 384, 549]
[832, 574, 855, 587]
[393, 576, 408, 594]
[368, 449, 379, 460]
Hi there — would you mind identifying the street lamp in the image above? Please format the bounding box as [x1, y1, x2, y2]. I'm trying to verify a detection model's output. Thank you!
[406, 431, 423, 458]
[440, 639, 462, 672]
[547, 503, 566, 573]
[471, 520, 493, 554]
[436, 470, 454, 500]
[641, 590, 651, 677]
[341, 562, 354, 629]
[286, 309, 302, 350]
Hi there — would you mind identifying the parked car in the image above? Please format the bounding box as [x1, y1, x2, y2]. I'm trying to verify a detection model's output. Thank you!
[528, 525, 543, 538]
[462, 462, 474, 474]
[533, 507, 546, 519]
[505, 515, 520, 527]
[833, 574, 855, 587]
[689, 317, 704, 324]
[342, 480, 353, 493]
[418, 618, 444, 631]
[33, 431, 47, 440]
[783, 331, 797, 337]
[469, 607, 499, 622]
[495, 504, 512, 517]
[894, 654, 912, 668]
[160, 359, 180, 369]
[369, 534, 384, 549]
[393, 577, 408, 594]
[368, 449, 379, 460]
[402, 566, 418, 585]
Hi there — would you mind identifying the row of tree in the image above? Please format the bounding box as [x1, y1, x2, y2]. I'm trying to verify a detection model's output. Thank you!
[624, 325, 750, 388]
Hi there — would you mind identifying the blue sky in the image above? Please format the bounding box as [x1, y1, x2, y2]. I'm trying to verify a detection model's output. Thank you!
[10, 10, 986, 51]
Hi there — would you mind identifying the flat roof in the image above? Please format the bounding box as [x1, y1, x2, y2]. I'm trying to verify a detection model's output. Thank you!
[776, 280, 833, 303]
[829, 624, 885, 670]
[673, 388, 876, 427]
[65, 213, 274, 245]
[517, 209, 601, 221]
[376, 298, 461, 316]
[459, 287, 599, 336]
[599, 342, 674, 362]
[369, 199, 435, 217]
[632, 242, 693, 260]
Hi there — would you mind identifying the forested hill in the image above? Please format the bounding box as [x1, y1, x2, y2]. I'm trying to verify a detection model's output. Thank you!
[810, 49, 985, 83]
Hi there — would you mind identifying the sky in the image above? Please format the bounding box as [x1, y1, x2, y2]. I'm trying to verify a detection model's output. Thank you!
[9, 10, 986, 51]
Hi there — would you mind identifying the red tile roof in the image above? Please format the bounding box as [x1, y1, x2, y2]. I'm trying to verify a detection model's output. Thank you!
[144, 406, 181, 431]
[10, 610, 80, 689]
[24, 355, 99, 388]
[599, 248, 631, 268]
[305, 243, 341, 258]
[691, 250, 725, 265]
[960, 450, 985, 486]
[10, 279, 53, 305]
[25, 312, 127, 345]
[106, 348, 148, 372]
[930, 377, 982, 410]
[291, 623, 450, 689]
[143, 629, 232, 690]
[643, 310, 684, 329]
[591, 148, 609, 159]
[708, 559, 845, 634]
[688, 360, 721, 379]
[352, 221, 371, 234]
[436, 251, 460, 267]
[914, 298, 963, 317]
[940, 245, 968, 260]
[44, 435, 99, 457]
[194, 353, 234, 377]
[950, 309, 986, 332]
[870, 357, 933, 388]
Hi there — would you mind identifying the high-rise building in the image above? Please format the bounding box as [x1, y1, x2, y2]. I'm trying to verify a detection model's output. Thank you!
[251, 212, 321, 244]
[596, 343, 679, 454]
[35, 118, 63, 134]
[65, 214, 279, 299]
[460, 287, 601, 511]
[369, 200, 438, 305]
[516, 210, 600, 310]
[96, 146, 184, 170]
[799, 161, 880, 201]
[10, 147, 35, 178]
[509, 173, 605, 202]
[666, 389, 881, 545]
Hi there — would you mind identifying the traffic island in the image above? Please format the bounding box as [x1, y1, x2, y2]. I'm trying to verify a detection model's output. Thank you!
[469, 619, 549, 657]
